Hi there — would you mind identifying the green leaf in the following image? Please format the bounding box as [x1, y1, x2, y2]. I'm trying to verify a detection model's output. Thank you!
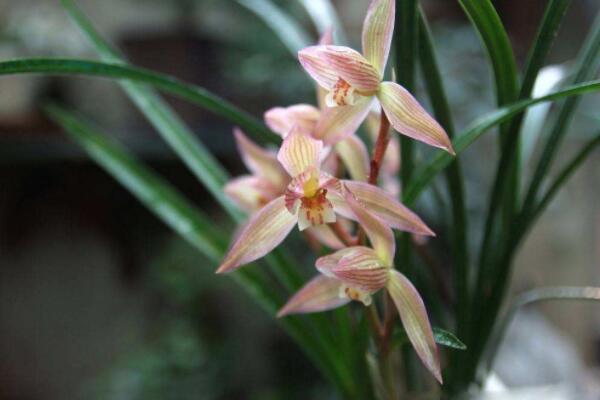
[484, 286, 600, 374]
[458, 0, 519, 109]
[0, 57, 277, 145]
[394, 327, 467, 351]
[525, 133, 600, 236]
[417, 9, 470, 335]
[402, 79, 600, 206]
[522, 12, 600, 219]
[237, 0, 312, 54]
[61, 0, 306, 298]
[62, 0, 242, 220]
[476, 0, 572, 312]
[298, 0, 347, 44]
[45, 103, 227, 261]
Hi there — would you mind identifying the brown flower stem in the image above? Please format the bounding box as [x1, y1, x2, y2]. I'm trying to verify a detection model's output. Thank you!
[302, 231, 322, 253]
[357, 111, 392, 245]
[329, 220, 357, 247]
[366, 303, 384, 337]
[368, 111, 391, 185]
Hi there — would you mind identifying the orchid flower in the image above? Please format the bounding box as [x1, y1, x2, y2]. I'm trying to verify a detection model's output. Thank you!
[224, 128, 346, 249]
[264, 31, 371, 182]
[298, 0, 454, 154]
[217, 129, 433, 273]
[278, 188, 442, 383]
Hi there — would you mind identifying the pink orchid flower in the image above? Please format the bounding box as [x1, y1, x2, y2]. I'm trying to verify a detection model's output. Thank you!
[264, 30, 371, 182]
[217, 129, 433, 273]
[298, 0, 454, 154]
[278, 188, 442, 383]
[224, 128, 347, 250]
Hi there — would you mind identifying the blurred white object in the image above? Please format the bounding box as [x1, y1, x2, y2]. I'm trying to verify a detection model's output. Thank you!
[521, 65, 567, 163]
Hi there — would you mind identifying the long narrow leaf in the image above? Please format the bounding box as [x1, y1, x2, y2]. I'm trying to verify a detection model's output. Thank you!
[417, 9, 470, 334]
[477, 0, 571, 297]
[0, 58, 277, 144]
[526, 133, 600, 237]
[237, 0, 312, 54]
[522, 13, 600, 217]
[402, 79, 600, 205]
[484, 286, 600, 374]
[62, 0, 242, 220]
[298, 0, 347, 44]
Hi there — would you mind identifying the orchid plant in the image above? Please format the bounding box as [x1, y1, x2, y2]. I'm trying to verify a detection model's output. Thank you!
[9, 0, 600, 398]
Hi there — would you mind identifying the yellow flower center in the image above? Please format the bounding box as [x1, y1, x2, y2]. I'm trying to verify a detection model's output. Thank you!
[302, 174, 320, 198]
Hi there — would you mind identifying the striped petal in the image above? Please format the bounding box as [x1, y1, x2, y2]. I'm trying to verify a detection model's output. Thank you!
[298, 45, 381, 92]
[378, 81, 455, 154]
[234, 128, 288, 188]
[217, 196, 296, 273]
[362, 0, 395, 75]
[335, 134, 369, 181]
[316, 247, 366, 277]
[331, 181, 435, 236]
[331, 248, 388, 292]
[387, 270, 442, 384]
[277, 126, 323, 177]
[224, 175, 280, 213]
[264, 104, 321, 138]
[277, 275, 349, 317]
[315, 97, 374, 144]
[344, 187, 395, 265]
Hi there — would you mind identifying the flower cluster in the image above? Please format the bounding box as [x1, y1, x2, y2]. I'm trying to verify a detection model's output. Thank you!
[218, 0, 453, 384]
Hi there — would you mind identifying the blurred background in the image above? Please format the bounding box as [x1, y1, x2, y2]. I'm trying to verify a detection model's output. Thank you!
[0, 0, 599, 399]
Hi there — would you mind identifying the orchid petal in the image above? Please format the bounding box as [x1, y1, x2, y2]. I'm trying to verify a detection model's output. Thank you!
[362, 0, 395, 75]
[264, 104, 320, 138]
[224, 175, 278, 213]
[344, 187, 395, 265]
[335, 134, 369, 181]
[387, 270, 442, 384]
[316, 247, 366, 277]
[331, 181, 435, 236]
[217, 196, 296, 273]
[277, 275, 349, 317]
[332, 248, 388, 291]
[277, 126, 323, 177]
[315, 97, 373, 144]
[234, 128, 288, 188]
[307, 224, 345, 249]
[298, 45, 381, 92]
[377, 81, 455, 154]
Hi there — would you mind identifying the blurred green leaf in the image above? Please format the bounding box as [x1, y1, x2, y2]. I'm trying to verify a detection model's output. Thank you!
[299, 0, 347, 44]
[0, 57, 277, 145]
[485, 286, 600, 374]
[237, 0, 312, 54]
[522, 13, 600, 218]
[417, 9, 470, 339]
[527, 133, 600, 230]
[62, 0, 242, 220]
